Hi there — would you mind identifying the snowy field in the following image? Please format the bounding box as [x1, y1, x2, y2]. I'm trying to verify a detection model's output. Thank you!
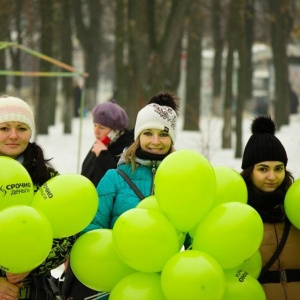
[37, 113, 300, 180]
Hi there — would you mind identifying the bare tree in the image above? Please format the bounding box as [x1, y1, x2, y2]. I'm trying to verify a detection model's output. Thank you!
[211, 0, 225, 117]
[0, 0, 11, 94]
[268, 0, 293, 127]
[183, 0, 203, 131]
[36, 0, 57, 134]
[73, 0, 102, 110]
[115, 0, 190, 127]
[55, 0, 73, 134]
[235, 0, 247, 158]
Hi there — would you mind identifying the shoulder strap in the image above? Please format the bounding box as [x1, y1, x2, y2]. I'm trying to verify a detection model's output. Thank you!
[116, 169, 145, 200]
[258, 219, 291, 280]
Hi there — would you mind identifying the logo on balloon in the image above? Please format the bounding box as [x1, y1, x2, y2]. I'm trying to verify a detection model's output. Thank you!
[1, 182, 32, 197]
[39, 183, 53, 199]
[0, 186, 6, 197]
[235, 270, 249, 282]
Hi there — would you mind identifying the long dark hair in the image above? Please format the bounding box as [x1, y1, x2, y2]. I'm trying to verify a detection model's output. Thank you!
[241, 166, 294, 192]
[22, 142, 58, 187]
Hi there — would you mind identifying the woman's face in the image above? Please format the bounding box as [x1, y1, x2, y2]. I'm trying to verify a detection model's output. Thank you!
[0, 122, 31, 158]
[93, 123, 111, 142]
[251, 161, 285, 192]
[139, 129, 172, 154]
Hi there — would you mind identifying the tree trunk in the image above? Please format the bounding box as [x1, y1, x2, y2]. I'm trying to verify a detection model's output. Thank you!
[37, 0, 56, 134]
[235, 0, 247, 159]
[56, 0, 73, 134]
[115, 0, 190, 128]
[222, 44, 234, 149]
[183, 0, 202, 131]
[269, 0, 292, 128]
[0, 1, 10, 94]
[211, 0, 224, 117]
[73, 0, 102, 110]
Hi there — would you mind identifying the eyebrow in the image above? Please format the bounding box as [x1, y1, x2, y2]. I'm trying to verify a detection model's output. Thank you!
[256, 163, 284, 168]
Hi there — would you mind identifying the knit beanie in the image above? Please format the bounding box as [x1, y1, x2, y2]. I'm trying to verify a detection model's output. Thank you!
[241, 115, 288, 170]
[134, 103, 177, 143]
[92, 101, 128, 131]
[0, 96, 35, 133]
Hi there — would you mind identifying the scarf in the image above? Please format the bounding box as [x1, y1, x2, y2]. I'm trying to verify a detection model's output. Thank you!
[247, 183, 286, 223]
[135, 147, 170, 161]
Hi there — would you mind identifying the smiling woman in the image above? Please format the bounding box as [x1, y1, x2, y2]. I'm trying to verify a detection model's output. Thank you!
[240, 115, 300, 300]
[0, 95, 76, 300]
[77, 91, 179, 299]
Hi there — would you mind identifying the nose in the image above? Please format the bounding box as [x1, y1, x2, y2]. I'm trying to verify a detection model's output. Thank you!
[9, 129, 18, 139]
[267, 170, 276, 180]
[150, 134, 160, 144]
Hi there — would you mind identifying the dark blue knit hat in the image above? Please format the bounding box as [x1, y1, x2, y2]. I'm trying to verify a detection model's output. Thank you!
[241, 115, 288, 170]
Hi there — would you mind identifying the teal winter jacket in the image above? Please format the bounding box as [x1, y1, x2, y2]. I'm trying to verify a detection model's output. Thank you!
[82, 155, 161, 232]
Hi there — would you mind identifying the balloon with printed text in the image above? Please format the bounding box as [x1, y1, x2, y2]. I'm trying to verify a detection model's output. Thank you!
[0, 156, 34, 211]
[31, 174, 98, 238]
[222, 269, 266, 300]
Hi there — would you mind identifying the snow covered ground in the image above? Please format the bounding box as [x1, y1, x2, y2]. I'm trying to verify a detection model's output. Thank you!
[37, 113, 300, 179]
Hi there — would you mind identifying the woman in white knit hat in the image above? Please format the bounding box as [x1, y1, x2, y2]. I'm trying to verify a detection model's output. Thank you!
[79, 92, 178, 300]
[0, 95, 75, 300]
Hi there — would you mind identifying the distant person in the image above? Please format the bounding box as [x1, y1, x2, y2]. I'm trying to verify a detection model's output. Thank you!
[73, 80, 82, 118]
[241, 115, 300, 299]
[290, 86, 299, 114]
[0, 95, 75, 300]
[81, 92, 179, 299]
[61, 100, 134, 299]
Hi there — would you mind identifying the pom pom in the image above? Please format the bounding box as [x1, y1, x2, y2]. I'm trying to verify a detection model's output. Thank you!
[251, 115, 276, 135]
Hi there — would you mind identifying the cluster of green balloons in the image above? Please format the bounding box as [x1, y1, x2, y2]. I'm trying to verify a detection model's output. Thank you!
[0, 157, 98, 273]
[70, 150, 266, 300]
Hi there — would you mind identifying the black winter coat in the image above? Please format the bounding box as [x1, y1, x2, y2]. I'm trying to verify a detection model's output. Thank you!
[81, 129, 134, 187]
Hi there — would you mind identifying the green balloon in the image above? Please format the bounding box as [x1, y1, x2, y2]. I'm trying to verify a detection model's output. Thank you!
[70, 229, 134, 292]
[192, 202, 264, 269]
[110, 272, 167, 300]
[161, 250, 225, 300]
[0, 157, 34, 211]
[223, 269, 266, 300]
[284, 178, 300, 229]
[137, 195, 161, 211]
[213, 166, 248, 207]
[0, 205, 53, 273]
[229, 250, 262, 279]
[112, 208, 179, 273]
[155, 150, 216, 232]
[31, 174, 98, 238]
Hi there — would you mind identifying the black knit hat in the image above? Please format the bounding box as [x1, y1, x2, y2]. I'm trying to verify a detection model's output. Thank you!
[241, 115, 288, 170]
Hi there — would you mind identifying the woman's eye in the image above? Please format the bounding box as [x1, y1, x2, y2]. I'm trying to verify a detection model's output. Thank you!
[160, 133, 169, 137]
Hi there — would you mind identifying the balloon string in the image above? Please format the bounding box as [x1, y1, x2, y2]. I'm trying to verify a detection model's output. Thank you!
[84, 292, 110, 300]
